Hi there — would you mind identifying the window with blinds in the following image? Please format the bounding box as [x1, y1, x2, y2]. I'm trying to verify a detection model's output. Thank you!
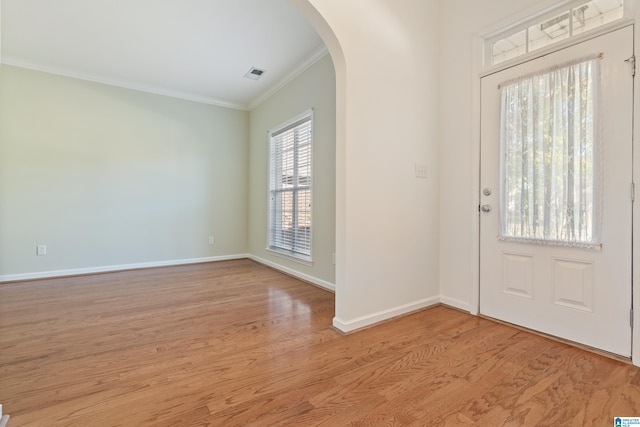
[268, 111, 313, 260]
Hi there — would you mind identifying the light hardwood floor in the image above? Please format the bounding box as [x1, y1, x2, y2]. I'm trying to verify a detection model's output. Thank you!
[1, 259, 640, 426]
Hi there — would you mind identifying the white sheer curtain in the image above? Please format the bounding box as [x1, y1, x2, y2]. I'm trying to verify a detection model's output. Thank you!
[499, 55, 601, 248]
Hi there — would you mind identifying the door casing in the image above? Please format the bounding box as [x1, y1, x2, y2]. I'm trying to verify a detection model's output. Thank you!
[470, 15, 640, 365]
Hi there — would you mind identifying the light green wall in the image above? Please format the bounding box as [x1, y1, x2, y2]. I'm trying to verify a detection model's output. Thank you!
[0, 65, 249, 276]
[248, 54, 336, 285]
[0, 56, 335, 284]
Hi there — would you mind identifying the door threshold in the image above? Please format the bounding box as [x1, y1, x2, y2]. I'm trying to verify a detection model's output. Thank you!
[478, 314, 632, 365]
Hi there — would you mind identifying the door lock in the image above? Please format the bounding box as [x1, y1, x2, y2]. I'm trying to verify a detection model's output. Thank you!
[481, 204, 492, 213]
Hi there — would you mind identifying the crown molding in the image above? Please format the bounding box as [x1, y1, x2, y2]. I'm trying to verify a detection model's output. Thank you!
[1, 44, 329, 112]
[0, 56, 250, 111]
[248, 45, 329, 111]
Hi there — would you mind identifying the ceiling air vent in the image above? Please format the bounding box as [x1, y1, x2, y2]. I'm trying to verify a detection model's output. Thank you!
[244, 67, 266, 80]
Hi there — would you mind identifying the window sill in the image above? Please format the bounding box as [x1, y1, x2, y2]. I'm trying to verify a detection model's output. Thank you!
[266, 248, 313, 267]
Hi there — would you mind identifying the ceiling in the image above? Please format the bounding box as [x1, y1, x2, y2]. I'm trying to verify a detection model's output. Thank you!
[0, 0, 326, 110]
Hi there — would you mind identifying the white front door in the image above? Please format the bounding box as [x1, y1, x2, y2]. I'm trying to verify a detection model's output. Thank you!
[480, 26, 634, 357]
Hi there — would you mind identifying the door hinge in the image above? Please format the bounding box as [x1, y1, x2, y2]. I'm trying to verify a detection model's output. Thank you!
[626, 55, 636, 77]
[631, 308, 634, 328]
[632, 182, 636, 202]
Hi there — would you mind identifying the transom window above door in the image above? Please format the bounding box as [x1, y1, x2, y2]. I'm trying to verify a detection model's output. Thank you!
[487, 0, 628, 66]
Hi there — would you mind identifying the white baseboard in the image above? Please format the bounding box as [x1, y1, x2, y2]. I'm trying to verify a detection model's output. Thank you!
[0, 415, 9, 427]
[332, 296, 441, 333]
[247, 255, 335, 292]
[0, 254, 250, 283]
[439, 296, 472, 313]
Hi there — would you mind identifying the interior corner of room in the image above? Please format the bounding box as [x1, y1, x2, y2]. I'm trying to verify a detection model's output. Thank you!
[4, 0, 640, 424]
[0, 45, 337, 290]
[2, 0, 640, 364]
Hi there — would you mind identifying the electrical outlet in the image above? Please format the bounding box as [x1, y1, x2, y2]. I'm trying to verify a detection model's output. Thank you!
[208, 236, 215, 245]
[36, 245, 47, 256]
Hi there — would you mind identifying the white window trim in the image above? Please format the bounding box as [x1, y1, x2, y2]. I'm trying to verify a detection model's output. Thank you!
[266, 109, 314, 264]
[266, 247, 314, 266]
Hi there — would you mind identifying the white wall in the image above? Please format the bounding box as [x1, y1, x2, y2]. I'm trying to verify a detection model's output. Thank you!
[6, 0, 605, 338]
[292, 0, 441, 331]
[248, 54, 336, 288]
[0, 65, 249, 278]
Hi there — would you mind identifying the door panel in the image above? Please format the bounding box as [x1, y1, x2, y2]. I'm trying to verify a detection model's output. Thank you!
[480, 26, 633, 357]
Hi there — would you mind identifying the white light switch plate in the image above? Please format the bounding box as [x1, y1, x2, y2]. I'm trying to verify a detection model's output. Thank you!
[415, 163, 428, 178]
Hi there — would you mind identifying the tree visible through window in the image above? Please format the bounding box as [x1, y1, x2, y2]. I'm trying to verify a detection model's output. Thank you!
[268, 112, 313, 259]
[499, 55, 601, 247]
[489, 0, 625, 65]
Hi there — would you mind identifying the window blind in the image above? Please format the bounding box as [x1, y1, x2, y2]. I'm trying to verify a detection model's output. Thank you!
[269, 113, 312, 258]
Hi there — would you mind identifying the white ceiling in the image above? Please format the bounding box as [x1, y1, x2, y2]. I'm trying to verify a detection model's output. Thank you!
[0, 0, 326, 110]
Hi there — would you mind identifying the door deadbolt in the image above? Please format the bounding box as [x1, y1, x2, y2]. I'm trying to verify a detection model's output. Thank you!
[483, 187, 492, 196]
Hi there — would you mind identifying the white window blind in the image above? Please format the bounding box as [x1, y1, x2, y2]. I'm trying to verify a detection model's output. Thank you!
[499, 55, 601, 248]
[269, 112, 312, 259]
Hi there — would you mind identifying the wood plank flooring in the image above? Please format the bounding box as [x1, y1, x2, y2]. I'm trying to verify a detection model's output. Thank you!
[1, 259, 640, 426]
